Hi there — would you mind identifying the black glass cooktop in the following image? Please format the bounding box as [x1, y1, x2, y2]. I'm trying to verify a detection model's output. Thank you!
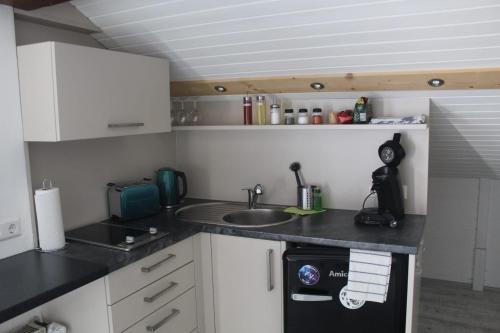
[66, 223, 168, 251]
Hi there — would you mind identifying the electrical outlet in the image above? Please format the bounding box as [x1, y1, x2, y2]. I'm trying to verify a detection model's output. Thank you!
[0, 219, 21, 241]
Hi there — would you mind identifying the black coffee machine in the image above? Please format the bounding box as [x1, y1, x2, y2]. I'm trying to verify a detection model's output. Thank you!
[355, 133, 405, 228]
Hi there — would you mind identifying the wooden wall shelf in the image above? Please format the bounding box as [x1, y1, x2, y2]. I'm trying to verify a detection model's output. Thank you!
[173, 124, 428, 131]
[170, 67, 500, 97]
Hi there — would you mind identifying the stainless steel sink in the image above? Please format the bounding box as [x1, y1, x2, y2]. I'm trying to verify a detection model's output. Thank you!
[175, 202, 297, 228]
[223, 209, 295, 226]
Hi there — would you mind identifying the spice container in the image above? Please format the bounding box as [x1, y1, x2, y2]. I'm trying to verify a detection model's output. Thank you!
[243, 96, 252, 125]
[270, 104, 281, 125]
[284, 109, 295, 125]
[328, 111, 338, 124]
[312, 108, 323, 124]
[297, 108, 309, 124]
[256, 95, 266, 125]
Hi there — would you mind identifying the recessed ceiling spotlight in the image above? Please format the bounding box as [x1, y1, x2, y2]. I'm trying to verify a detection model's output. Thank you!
[427, 78, 445, 88]
[214, 85, 227, 92]
[310, 82, 325, 90]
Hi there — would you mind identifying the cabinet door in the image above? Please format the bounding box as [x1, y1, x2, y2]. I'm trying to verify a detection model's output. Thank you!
[41, 278, 109, 333]
[17, 42, 171, 141]
[211, 234, 283, 333]
[53, 42, 170, 141]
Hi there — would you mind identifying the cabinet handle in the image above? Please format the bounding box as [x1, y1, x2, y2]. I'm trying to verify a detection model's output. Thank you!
[108, 122, 145, 128]
[291, 293, 333, 302]
[144, 281, 178, 303]
[146, 308, 180, 332]
[267, 249, 274, 291]
[141, 254, 176, 273]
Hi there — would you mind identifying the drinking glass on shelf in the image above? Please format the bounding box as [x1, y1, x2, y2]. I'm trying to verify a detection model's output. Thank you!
[175, 100, 188, 126]
[187, 100, 201, 125]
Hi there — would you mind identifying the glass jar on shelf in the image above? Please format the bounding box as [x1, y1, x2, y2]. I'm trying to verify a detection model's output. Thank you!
[312, 108, 323, 124]
[256, 95, 266, 125]
[270, 104, 281, 125]
[243, 96, 252, 125]
[284, 109, 295, 125]
[297, 108, 309, 124]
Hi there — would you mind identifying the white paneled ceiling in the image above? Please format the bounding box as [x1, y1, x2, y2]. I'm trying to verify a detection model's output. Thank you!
[430, 93, 500, 180]
[70, 0, 500, 179]
[72, 0, 500, 80]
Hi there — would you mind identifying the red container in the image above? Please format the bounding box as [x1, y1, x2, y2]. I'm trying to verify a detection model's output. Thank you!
[243, 96, 252, 125]
[337, 110, 353, 124]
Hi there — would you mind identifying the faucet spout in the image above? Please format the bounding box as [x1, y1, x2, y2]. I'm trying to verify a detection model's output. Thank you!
[242, 184, 264, 209]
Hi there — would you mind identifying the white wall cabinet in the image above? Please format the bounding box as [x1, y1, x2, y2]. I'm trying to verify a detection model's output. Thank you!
[17, 41, 170, 142]
[210, 234, 283, 333]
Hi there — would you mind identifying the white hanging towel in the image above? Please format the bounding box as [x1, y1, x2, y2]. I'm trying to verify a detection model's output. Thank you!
[346, 249, 392, 303]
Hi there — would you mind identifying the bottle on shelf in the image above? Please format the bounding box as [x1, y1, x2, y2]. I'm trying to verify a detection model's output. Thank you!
[243, 96, 253, 125]
[256, 95, 266, 125]
[270, 103, 281, 125]
[353, 97, 372, 124]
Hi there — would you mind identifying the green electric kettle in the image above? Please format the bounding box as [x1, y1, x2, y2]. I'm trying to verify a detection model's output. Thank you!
[157, 167, 188, 208]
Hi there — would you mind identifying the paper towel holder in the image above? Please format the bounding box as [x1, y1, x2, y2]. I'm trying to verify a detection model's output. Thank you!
[41, 178, 53, 190]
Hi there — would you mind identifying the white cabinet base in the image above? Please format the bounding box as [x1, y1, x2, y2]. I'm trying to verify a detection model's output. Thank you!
[41, 278, 110, 333]
[210, 234, 284, 333]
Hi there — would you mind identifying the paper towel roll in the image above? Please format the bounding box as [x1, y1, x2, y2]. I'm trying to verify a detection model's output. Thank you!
[35, 186, 66, 251]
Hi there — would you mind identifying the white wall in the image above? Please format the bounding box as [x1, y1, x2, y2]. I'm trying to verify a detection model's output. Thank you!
[422, 177, 479, 283]
[421, 176, 500, 288]
[176, 97, 429, 214]
[0, 5, 36, 259]
[29, 134, 176, 230]
[14, 16, 177, 231]
[485, 180, 500, 288]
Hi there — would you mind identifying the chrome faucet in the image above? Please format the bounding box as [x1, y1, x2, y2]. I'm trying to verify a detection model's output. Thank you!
[242, 184, 264, 209]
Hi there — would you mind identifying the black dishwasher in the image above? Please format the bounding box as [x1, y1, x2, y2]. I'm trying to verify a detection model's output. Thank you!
[283, 245, 408, 333]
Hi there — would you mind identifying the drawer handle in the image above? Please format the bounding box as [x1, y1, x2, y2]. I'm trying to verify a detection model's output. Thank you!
[144, 281, 178, 303]
[141, 254, 176, 273]
[146, 308, 180, 332]
[291, 293, 333, 302]
[108, 122, 145, 128]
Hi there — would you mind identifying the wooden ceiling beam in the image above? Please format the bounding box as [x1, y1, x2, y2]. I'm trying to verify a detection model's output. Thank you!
[170, 67, 500, 97]
[0, 0, 68, 10]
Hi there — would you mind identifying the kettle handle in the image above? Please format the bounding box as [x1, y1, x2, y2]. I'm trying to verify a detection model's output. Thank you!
[176, 171, 188, 200]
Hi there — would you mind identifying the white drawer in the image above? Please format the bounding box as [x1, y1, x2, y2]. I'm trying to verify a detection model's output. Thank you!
[123, 288, 197, 333]
[105, 237, 194, 304]
[109, 262, 195, 333]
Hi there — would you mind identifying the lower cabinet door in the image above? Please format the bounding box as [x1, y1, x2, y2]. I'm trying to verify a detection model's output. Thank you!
[211, 234, 283, 333]
[123, 288, 197, 333]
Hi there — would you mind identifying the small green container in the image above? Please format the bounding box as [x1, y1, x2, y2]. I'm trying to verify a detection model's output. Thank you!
[313, 186, 323, 211]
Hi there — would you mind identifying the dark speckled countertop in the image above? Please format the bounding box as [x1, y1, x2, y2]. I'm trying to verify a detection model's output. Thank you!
[0, 198, 425, 324]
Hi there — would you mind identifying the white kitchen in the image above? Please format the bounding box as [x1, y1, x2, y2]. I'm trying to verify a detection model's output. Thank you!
[0, 1, 499, 333]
